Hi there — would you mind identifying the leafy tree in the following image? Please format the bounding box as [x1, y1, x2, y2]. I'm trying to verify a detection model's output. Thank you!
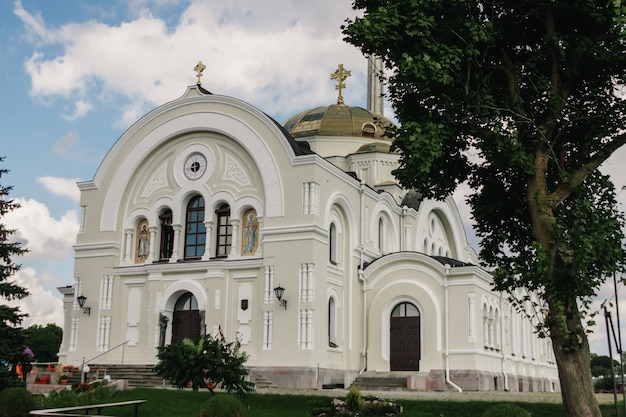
[0, 158, 29, 390]
[22, 324, 63, 363]
[343, 2, 626, 416]
[154, 329, 253, 395]
[590, 353, 618, 378]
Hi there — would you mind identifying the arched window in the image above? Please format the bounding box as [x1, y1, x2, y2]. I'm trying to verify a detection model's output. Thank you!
[378, 217, 385, 254]
[328, 297, 337, 347]
[391, 302, 420, 318]
[159, 209, 174, 261]
[329, 223, 337, 264]
[184, 196, 206, 260]
[215, 203, 232, 258]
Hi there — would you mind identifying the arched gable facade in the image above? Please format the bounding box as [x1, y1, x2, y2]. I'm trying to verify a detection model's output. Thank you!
[364, 253, 445, 372]
[82, 88, 295, 234]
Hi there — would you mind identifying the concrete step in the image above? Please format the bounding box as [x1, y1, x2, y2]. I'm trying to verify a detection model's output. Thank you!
[351, 372, 414, 391]
[88, 364, 163, 387]
[352, 378, 407, 391]
[254, 375, 280, 389]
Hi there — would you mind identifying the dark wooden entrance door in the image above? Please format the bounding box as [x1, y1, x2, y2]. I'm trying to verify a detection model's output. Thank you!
[171, 292, 201, 344]
[390, 302, 421, 371]
[171, 310, 201, 344]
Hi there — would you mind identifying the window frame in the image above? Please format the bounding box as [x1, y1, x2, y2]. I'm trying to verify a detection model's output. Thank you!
[215, 203, 232, 258]
[159, 209, 174, 261]
[184, 196, 206, 260]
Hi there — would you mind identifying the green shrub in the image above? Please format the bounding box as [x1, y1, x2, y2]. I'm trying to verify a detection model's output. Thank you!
[155, 330, 254, 395]
[362, 400, 399, 416]
[34, 388, 78, 409]
[345, 386, 365, 412]
[481, 403, 531, 417]
[0, 387, 36, 417]
[197, 394, 247, 417]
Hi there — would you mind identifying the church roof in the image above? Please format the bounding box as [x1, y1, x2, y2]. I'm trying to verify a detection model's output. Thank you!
[401, 190, 424, 211]
[355, 141, 395, 154]
[282, 64, 395, 141]
[360, 253, 475, 270]
[282, 104, 394, 140]
[430, 255, 474, 268]
[267, 115, 314, 156]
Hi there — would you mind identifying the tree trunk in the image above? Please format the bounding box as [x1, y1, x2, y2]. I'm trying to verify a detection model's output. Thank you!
[549, 300, 602, 417]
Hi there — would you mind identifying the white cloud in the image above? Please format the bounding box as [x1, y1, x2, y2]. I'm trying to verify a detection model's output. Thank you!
[37, 177, 81, 202]
[62, 99, 93, 121]
[4, 197, 79, 260]
[16, 0, 367, 125]
[13, 0, 47, 41]
[52, 131, 80, 156]
[6, 267, 64, 328]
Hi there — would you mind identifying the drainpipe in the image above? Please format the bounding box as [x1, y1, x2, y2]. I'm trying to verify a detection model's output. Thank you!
[359, 180, 367, 374]
[400, 205, 407, 251]
[444, 263, 463, 392]
[359, 180, 365, 266]
[500, 291, 509, 391]
[359, 268, 367, 374]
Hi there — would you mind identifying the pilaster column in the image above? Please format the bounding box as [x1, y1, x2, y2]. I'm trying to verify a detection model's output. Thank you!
[468, 293, 476, 343]
[229, 219, 240, 256]
[147, 226, 158, 263]
[202, 221, 214, 260]
[124, 228, 133, 263]
[170, 224, 182, 262]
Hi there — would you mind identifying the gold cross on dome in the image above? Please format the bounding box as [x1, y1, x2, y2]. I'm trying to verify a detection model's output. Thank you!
[330, 64, 351, 105]
[194, 61, 206, 85]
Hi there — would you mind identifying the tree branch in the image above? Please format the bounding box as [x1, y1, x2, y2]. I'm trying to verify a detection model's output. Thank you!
[549, 132, 626, 206]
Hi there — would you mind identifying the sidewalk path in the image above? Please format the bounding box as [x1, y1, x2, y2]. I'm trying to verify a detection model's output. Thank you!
[256, 387, 619, 405]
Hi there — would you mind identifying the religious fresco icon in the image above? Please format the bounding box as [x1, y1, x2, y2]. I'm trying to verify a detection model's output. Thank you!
[242, 209, 258, 256]
[135, 219, 149, 263]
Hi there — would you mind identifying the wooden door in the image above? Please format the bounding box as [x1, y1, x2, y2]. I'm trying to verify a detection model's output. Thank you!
[390, 303, 420, 371]
[171, 310, 201, 344]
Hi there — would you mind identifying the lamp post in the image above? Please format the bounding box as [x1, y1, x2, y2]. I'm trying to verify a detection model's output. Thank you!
[77, 295, 90, 315]
[274, 286, 287, 310]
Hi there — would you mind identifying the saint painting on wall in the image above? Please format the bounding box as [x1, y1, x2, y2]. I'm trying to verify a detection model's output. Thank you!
[135, 219, 149, 263]
[242, 209, 258, 256]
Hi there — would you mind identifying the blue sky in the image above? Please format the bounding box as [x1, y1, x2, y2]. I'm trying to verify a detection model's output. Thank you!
[1, 0, 625, 357]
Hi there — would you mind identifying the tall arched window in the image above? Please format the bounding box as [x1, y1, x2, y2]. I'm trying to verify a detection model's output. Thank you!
[378, 217, 385, 254]
[159, 209, 174, 261]
[215, 203, 232, 258]
[329, 223, 337, 264]
[185, 196, 206, 259]
[328, 297, 337, 347]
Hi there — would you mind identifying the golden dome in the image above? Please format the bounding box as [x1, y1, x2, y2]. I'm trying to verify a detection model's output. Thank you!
[355, 142, 395, 154]
[282, 104, 395, 140]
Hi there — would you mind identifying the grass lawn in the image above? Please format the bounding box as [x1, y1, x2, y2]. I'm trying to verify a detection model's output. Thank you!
[75, 387, 623, 417]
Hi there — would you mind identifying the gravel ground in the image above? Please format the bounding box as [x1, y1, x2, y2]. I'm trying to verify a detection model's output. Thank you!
[255, 387, 621, 405]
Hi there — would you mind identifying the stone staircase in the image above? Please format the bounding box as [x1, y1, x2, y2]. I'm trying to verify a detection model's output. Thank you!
[88, 364, 165, 387]
[252, 375, 280, 389]
[350, 372, 411, 391]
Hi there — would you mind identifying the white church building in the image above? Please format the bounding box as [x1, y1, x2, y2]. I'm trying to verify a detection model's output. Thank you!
[57, 60, 559, 392]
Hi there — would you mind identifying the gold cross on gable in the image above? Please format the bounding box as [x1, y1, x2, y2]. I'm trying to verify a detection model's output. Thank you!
[194, 61, 206, 85]
[330, 64, 351, 105]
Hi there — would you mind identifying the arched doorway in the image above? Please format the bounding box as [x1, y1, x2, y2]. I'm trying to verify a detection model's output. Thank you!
[171, 292, 201, 344]
[390, 302, 421, 371]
